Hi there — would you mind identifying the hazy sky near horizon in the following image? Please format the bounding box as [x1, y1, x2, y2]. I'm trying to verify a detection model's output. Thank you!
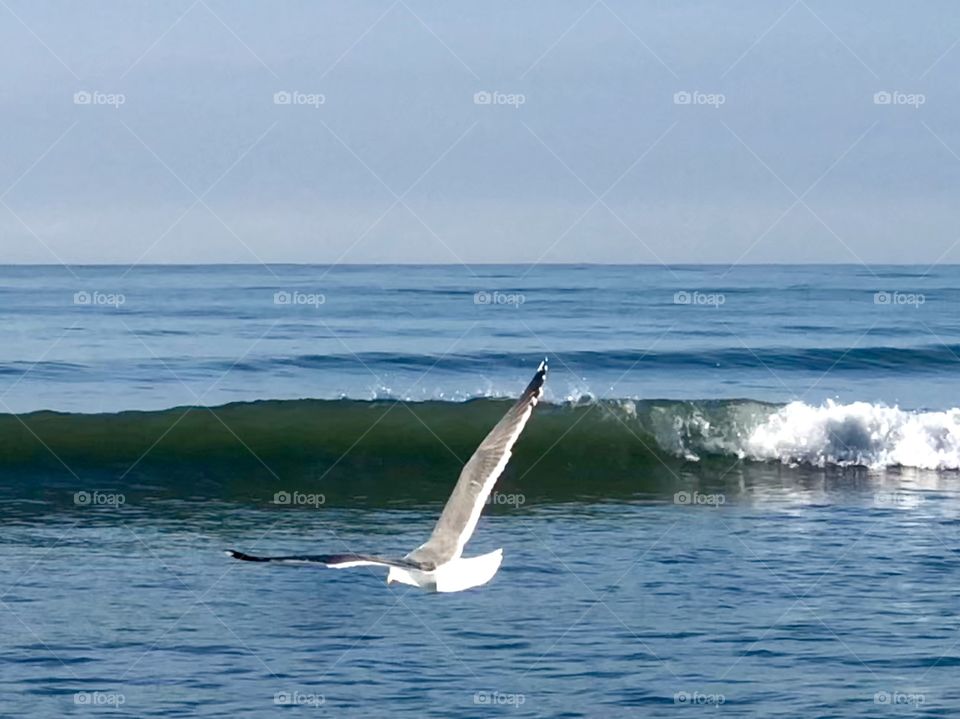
[2, 1, 960, 266]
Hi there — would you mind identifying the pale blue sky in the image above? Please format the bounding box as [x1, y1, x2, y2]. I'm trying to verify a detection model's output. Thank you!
[1, 0, 959, 265]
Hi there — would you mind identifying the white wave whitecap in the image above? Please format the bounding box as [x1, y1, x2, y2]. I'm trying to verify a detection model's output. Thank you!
[741, 401, 960, 470]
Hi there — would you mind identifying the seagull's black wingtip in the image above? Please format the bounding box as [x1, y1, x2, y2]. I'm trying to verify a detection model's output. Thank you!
[226, 549, 267, 562]
[522, 358, 548, 402]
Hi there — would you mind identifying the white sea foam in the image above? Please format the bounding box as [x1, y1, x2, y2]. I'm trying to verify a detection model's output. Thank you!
[741, 401, 960, 470]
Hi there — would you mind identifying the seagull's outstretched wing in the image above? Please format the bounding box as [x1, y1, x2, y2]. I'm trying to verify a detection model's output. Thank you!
[226, 550, 427, 570]
[407, 358, 547, 567]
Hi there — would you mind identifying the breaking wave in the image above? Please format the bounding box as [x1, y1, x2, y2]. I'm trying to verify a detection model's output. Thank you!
[1, 397, 959, 480]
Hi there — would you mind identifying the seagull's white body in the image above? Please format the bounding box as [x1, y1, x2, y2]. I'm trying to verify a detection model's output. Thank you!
[386, 548, 504, 593]
[227, 360, 547, 593]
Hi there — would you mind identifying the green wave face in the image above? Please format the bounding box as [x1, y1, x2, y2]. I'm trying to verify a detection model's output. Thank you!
[7, 396, 953, 518]
[0, 398, 777, 508]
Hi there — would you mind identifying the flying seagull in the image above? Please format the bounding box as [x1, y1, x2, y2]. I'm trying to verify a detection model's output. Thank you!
[227, 359, 547, 593]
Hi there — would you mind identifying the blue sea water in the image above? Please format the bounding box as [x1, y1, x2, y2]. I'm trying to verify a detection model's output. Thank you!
[1, 264, 960, 717]
[1, 264, 958, 413]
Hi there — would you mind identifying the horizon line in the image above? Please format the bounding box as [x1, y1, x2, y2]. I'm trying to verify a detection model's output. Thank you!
[0, 262, 956, 268]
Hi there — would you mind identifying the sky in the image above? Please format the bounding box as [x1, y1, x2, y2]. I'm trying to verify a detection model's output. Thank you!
[1, 0, 959, 265]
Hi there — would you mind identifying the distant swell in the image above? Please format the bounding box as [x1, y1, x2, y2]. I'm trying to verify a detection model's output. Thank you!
[236, 345, 960, 374]
[9, 344, 960, 383]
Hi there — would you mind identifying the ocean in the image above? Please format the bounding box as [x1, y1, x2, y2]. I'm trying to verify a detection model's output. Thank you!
[1, 264, 959, 717]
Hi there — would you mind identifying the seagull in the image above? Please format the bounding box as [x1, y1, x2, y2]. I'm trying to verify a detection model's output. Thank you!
[227, 359, 547, 593]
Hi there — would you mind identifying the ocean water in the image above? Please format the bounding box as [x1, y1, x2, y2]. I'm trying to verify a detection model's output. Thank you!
[2, 264, 960, 717]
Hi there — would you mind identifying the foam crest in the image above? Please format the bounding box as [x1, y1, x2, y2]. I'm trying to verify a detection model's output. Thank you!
[742, 401, 960, 470]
